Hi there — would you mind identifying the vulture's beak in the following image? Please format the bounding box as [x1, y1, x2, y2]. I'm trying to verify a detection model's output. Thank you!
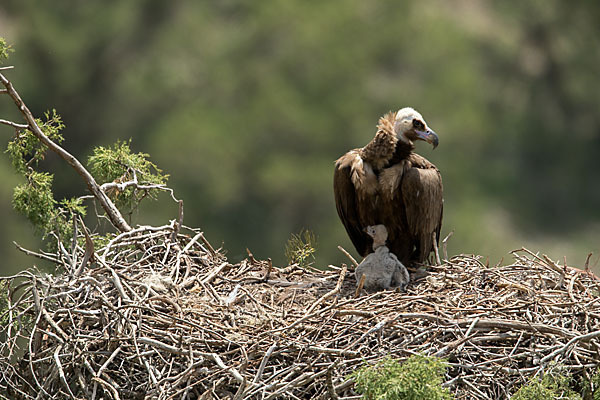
[416, 129, 439, 149]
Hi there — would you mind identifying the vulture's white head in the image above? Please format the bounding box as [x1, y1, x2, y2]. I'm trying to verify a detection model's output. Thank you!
[364, 224, 388, 249]
[393, 107, 439, 148]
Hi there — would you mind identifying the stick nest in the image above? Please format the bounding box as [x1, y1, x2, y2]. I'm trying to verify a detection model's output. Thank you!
[1, 224, 600, 399]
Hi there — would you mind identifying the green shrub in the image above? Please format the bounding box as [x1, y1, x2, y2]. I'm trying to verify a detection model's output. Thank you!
[512, 369, 581, 400]
[6, 109, 79, 247]
[88, 139, 168, 214]
[6, 109, 65, 174]
[352, 355, 453, 400]
[0, 37, 12, 62]
[581, 368, 600, 400]
[285, 229, 317, 268]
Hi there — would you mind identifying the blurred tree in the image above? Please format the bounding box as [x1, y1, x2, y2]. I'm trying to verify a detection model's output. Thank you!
[486, 2, 600, 230]
[0, 0, 598, 274]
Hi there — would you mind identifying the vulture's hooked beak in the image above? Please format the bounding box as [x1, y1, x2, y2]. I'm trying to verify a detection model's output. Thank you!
[416, 129, 439, 149]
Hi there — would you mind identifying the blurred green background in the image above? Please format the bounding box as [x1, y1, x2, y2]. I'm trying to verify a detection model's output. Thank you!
[0, 1, 599, 274]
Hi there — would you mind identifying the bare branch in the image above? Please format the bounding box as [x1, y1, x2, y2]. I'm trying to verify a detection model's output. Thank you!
[433, 231, 441, 265]
[13, 241, 61, 264]
[0, 118, 28, 129]
[101, 180, 176, 198]
[442, 229, 454, 261]
[337, 245, 359, 269]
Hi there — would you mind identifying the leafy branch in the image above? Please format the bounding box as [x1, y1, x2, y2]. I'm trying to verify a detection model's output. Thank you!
[0, 71, 132, 233]
[0, 40, 176, 245]
[89, 139, 170, 217]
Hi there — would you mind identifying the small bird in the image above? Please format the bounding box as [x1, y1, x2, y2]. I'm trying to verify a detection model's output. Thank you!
[355, 225, 410, 292]
[334, 107, 443, 267]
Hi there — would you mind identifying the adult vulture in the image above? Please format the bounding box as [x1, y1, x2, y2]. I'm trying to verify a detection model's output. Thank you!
[334, 107, 443, 267]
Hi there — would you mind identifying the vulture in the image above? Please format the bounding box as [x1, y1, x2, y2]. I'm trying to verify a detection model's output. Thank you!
[355, 224, 410, 291]
[334, 107, 443, 267]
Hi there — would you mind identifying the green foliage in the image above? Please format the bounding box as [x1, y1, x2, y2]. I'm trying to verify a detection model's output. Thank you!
[89, 232, 113, 250]
[352, 355, 453, 400]
[0, 281, 8, 327]
[513, 369, 581, 400]
[12, 171, 56, 231]
[580, 369, 600, 400]
[0, 37, 12, 63]
[6, 110, 64, 174]
[12, 171, 84, 248]
[0, 280, 33, 336]
[285, 229, 317, 267]
[59, 197, 86, 219]
[591, 372, 600, 400]
[6, 109, 82, 249]
[88, 140, 168, 214]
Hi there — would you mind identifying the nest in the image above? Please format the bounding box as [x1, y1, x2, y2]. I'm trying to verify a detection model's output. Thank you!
[1, 223, 600, 400]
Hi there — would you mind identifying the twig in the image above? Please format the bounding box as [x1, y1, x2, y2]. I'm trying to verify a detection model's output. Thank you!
[433, 332, 478, 358]
[433, 231, 441, 265]
[326, 367, 339, 400]
[337, 246, 359, 269]
[442, 230, 454, 261]
[305, 264, 347, 315]
[200, 232, 216, 255]
[246, 248, 257, 265]
[54, 345, 76, 399]
[253, 343, 278, 384]
[75, 216, 95, 277]
[31, 281, 69, 343]
[70, 214, 79, 273]
[264, 258, 273, 281]
[171, 199, 184, 241]
[109, 267, 131, 302]
[201, 262, 229, 285]
[584, 252, 593, 272]
[209, 353, 245, 384]
[355, 274, 366, 298]
[97, 346, 122, 378]
[92, 376, 121, 400]
[13, 241, 61, 263]
[0, 118, 28, 129]
[344, 319, 388, 350]
[540, 330, 600, 365]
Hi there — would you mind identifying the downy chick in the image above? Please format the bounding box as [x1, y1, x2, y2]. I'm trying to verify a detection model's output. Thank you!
[355, 225, 410, 291]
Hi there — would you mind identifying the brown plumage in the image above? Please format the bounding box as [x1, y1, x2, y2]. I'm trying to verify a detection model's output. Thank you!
[334, 107, 443, 267]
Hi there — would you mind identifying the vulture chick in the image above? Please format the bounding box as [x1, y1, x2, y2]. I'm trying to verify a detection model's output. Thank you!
[334, 107, 443, 267]
[355, 225, 410, 291]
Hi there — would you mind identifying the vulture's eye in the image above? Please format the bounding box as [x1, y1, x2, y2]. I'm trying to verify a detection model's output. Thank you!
[413, 119, 424, 130]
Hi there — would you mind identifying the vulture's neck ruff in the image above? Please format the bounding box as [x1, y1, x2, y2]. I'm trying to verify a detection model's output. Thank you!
[360, 112, 414, 171]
